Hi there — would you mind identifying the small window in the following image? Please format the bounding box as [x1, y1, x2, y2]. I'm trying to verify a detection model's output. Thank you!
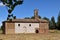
[29, 24, 31, 26]
[18, 24, 20, 26]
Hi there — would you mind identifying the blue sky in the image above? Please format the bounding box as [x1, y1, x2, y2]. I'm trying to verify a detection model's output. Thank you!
[0, 0, 60, 26]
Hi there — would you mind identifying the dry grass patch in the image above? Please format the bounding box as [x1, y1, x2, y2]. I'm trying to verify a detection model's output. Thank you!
[0, 30, 60, 40]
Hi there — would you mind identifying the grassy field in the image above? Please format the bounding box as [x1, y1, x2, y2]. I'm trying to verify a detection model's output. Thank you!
[0, 30, 60, 40]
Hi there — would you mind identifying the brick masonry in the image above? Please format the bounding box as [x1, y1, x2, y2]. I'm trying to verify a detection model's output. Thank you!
[5, 22, 15, 34]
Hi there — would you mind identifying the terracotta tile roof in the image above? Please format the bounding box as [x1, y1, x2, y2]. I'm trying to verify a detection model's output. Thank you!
[12, 19, 39, 23]
[3, 19, 48, 23]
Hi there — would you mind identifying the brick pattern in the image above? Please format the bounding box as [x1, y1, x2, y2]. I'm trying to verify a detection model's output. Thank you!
[2, 21, 49, 34]
[39, 23, 49, 33]
[5, 22, 15, 34]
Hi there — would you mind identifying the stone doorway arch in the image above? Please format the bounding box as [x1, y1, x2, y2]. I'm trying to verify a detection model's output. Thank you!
[35, 28, 39, 33]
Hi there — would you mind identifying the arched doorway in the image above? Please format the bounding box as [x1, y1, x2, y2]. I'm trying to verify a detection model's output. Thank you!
[35, 29, 39, 33]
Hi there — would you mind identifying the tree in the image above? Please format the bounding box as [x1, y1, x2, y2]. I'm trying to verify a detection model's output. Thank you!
[43, 17, 49, 21]
[0, 0, 23, 20]
[43, 17, 51, 29]
[50, 16, 56, 29]
[13, 16, 16, 19]
[43, 17, 56, 29]
[24, 17, 30, 19]
[31, 16, 35, 19]
[57, 12, 60, 30]
[31, 15, 41, 19]
[0, 0, 23, 13]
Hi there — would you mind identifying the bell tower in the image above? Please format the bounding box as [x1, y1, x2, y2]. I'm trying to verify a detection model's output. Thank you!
[34, 9, 38, 19]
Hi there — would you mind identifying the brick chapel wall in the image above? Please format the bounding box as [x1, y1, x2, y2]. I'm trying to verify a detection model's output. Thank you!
[5, 22, 15, 34]
[15, 23, 39, 33]
[39, 22, 49, 33]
